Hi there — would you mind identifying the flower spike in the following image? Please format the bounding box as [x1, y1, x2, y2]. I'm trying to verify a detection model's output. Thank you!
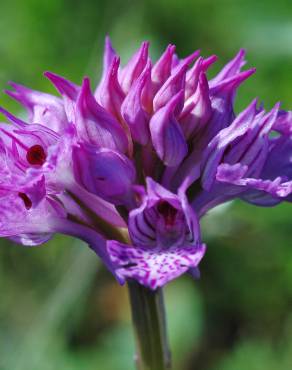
[0, 38, 290, 290]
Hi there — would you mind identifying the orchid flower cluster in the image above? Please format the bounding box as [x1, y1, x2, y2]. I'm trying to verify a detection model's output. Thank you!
[0, 38, 291, 289]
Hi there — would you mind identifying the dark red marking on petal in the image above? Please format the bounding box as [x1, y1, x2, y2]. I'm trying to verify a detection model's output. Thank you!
[26, 145, 46, 165]
[157, 200, 177, 226]
[18, 192, 32, 210]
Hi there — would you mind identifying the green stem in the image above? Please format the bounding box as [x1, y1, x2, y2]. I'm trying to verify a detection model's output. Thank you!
[128, 281, 171, 370]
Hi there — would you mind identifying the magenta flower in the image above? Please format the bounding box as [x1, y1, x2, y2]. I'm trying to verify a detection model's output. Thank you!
[108, 178, 206, 289]
[0, 38, 291, 289]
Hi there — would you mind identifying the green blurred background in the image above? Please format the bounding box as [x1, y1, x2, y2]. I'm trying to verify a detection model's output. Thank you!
[0, 1, 291, 369]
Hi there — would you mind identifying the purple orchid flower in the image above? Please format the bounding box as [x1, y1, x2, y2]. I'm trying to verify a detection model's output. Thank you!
[108, 178, 206, 289]
[0, 38, 291, 289]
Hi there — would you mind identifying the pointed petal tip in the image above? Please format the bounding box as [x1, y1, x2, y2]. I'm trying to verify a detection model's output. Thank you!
[112, 56, 120, 70]
[44, 71, 78, 99]
[130, 40, 150, 62]
[101, 36, 118, 77]
[248, 97, 259, 110]
[202, 54, 218, 69]
[44, 70, 56, 79]
[232, 48, 247, 68]
[239, 48, 246, 55]
[4, 89, 17, 99]
[141, 40, 150, 51]
[263, 101, 281, 119]
[248, 67, 256, 75]
[211, 67, 256, 94]
[81, 76, 91, 89]
[167, 44, 176, 53]
[7, 81, 24, 90]
[44, 71, 63, 86]
[0, 106, 26, 126]
[0, 105, 13, 118]
[236, 48, 246, 60]
[194, 56, 203, 66]
[44, 71, 68, 83]
[241, 68, 256, 82]
[5, 81, 32, 99]
[0, 106, 8, 115]
[236, 67, 256, 82]
[3, 89, 29, 109]
[182, 50, 200, 67]
[78, 77, 91, 104]
[158, 44, 176, 61]
[268, 102, 281, 119]
[145, 176, 159, 190]
[105, 34, 112, 46]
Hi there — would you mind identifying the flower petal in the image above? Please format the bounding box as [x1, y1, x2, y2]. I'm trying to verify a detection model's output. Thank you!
[153, 51, 198, 111]
[44, 71, 79, 122]
[209, 49, 246, 87]
[76, 77, 128, 152]
[101, 36, 118, 81]
[73, 145, 136, 206]
[241, 132, 292, 205]
[107, 240, 206, 289]
[201, 99, 258, 190]
[217, 163, 292, 200]
[5, 82, 69, 134]
[120, 41, 149, 93]
[152, 44, 176, 93]
[206, 68, 256, 140]
[95, 56, 125, 122]
[121, 62, 151, 145]
[180, 72, 212, 139]
[150, 90, 187, 166]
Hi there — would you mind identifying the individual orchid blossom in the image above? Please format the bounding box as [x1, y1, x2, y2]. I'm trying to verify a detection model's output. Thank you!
[108, 178, 206, 290]
[0, 37, 291, 294]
